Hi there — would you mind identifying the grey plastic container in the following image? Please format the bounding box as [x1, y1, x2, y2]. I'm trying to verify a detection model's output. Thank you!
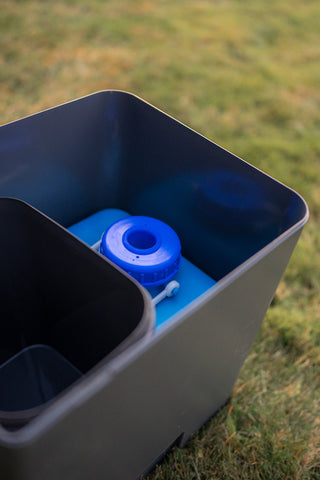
[0, 92, 308, 480]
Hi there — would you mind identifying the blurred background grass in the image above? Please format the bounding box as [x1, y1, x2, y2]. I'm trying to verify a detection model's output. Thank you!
[0, 0, 319, 478]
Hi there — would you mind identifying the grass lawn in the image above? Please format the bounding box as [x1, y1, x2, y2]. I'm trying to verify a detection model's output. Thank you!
[1, 1, 319, 478]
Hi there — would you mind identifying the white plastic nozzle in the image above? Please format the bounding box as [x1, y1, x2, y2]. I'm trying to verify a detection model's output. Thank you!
[152, 280, 180, 306]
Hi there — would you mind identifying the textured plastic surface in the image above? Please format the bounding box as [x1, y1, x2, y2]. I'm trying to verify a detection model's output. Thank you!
[100, 216, 181, 287]
[0, 92, 308, 480]
[69, 209, 216, 328]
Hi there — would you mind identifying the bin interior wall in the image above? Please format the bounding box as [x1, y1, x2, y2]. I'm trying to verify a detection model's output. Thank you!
[0, 199, 145, 373]
[0, 92, 307, 281]
[116, 95, 307, 279]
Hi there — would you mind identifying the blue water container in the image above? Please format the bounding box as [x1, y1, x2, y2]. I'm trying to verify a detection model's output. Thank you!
[68, 210, 216, 328]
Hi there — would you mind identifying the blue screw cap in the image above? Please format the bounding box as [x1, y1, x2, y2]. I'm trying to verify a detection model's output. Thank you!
[100, 216, 181, 287]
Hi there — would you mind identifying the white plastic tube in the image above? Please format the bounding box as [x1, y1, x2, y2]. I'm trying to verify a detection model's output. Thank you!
[91, 240, 101, 251]
[152, 281, 180, 306]
[92, 240, 180, 307]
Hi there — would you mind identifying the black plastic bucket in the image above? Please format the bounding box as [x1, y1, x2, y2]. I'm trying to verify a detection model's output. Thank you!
[0, 198, 154, 428]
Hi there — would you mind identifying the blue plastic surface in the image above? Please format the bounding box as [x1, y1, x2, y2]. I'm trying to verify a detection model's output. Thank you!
[100, 216, 181, 287]
[68, 209, 130, 246]
[68, 209, 216, 328]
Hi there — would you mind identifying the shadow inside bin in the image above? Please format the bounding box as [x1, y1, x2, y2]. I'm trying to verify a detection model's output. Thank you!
[130, 169, 305, 280]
